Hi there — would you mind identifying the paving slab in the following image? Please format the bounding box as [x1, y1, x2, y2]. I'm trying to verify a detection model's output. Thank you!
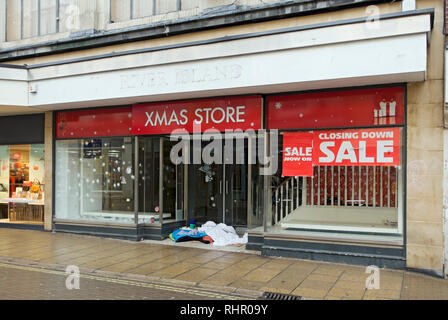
[242, 268, 282, 282]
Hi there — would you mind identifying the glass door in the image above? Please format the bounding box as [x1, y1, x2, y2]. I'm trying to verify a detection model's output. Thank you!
[186, 137, 250, 228]
[187, 140, 224, 224]
[224, 138, 248, 228]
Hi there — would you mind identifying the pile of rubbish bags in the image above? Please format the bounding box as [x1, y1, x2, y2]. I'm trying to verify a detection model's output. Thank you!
[169, 221, 248, 247]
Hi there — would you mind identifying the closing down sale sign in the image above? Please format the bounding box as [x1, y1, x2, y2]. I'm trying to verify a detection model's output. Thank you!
[282, 128, 400, 177]
[314, 128, 400, 167]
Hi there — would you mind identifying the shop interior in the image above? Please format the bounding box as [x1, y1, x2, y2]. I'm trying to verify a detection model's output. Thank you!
[0, 144, 45, 225]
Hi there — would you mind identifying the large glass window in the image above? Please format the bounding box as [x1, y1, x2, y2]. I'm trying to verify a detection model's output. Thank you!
[266, 129, 403, 236]
[0, 144, 45, 225]
[138, 136, 185, 225]
[55, 137, 135, 224]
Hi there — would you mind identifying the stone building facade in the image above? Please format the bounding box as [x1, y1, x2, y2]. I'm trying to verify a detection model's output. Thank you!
[0, 0, 446, 277]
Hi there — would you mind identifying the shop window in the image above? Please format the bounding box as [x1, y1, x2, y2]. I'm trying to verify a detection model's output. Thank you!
[265, 86, 405, 237]
[138, 136, 184, 225]
[266, 128, 403, 236]
[55, 137, 135, 224]
[0, 144, 45, 225]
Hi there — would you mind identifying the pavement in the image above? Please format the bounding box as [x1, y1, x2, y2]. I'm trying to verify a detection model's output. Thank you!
[0, 263, 227, 300]
[0, 228, 447, 300]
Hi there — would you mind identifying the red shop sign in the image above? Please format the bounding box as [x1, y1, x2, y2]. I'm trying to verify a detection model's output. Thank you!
[267, 86, 404, 130]
[313, 128, 400, 167]
[282, 132, 314, 177]
[132, 96, 262, 135]
[56, 107, 132, 139]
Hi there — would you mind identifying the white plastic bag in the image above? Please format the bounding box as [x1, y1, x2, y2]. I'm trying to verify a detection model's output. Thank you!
[198, 221, 248, 246]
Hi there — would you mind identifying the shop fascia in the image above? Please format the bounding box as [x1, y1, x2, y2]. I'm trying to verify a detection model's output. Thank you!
[57, 87, 403, 178]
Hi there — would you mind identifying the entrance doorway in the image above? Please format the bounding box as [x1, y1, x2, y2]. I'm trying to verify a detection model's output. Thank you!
[187, 138, 249, 229]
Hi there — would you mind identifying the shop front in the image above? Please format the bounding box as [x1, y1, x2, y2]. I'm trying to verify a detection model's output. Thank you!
[0, 114, 46, 229]
[53, 85, 406, 267]
[27, 6, 431, 270]
[53, 96, 264, 239]
[0, 2, 440, 274]
[247, 85, 406, 268]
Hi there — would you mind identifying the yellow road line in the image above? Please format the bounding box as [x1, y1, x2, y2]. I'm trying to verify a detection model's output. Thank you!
[0, 262, 251, 300]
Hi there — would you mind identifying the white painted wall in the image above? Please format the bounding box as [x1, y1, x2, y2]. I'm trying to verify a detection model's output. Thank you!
[0, 79, 29, 106]
[29, 14, 431, 81]
[27, 34, 427, 110]
[0, 67, 29, 107]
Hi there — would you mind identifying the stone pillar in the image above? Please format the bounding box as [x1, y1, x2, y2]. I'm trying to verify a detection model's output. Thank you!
[44, 111, 53, 231]
[0, 0, 6, 43]
[406, 0, 445, 277]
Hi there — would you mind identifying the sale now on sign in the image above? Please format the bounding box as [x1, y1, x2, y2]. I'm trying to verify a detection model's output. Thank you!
[282, 132, 314, 177]
[283, 128, 400, 176]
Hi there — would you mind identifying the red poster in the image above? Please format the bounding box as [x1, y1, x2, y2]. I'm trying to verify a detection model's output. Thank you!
[132, 95, 262, 135]
[282, 132, 314, 177]
[56, 107, 132, 139]
[313, 128, 400, 166]
[267, 86, 404, 130]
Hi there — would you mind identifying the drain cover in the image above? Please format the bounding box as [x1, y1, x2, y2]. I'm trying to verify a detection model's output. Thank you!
[261, 292, 303, 300]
